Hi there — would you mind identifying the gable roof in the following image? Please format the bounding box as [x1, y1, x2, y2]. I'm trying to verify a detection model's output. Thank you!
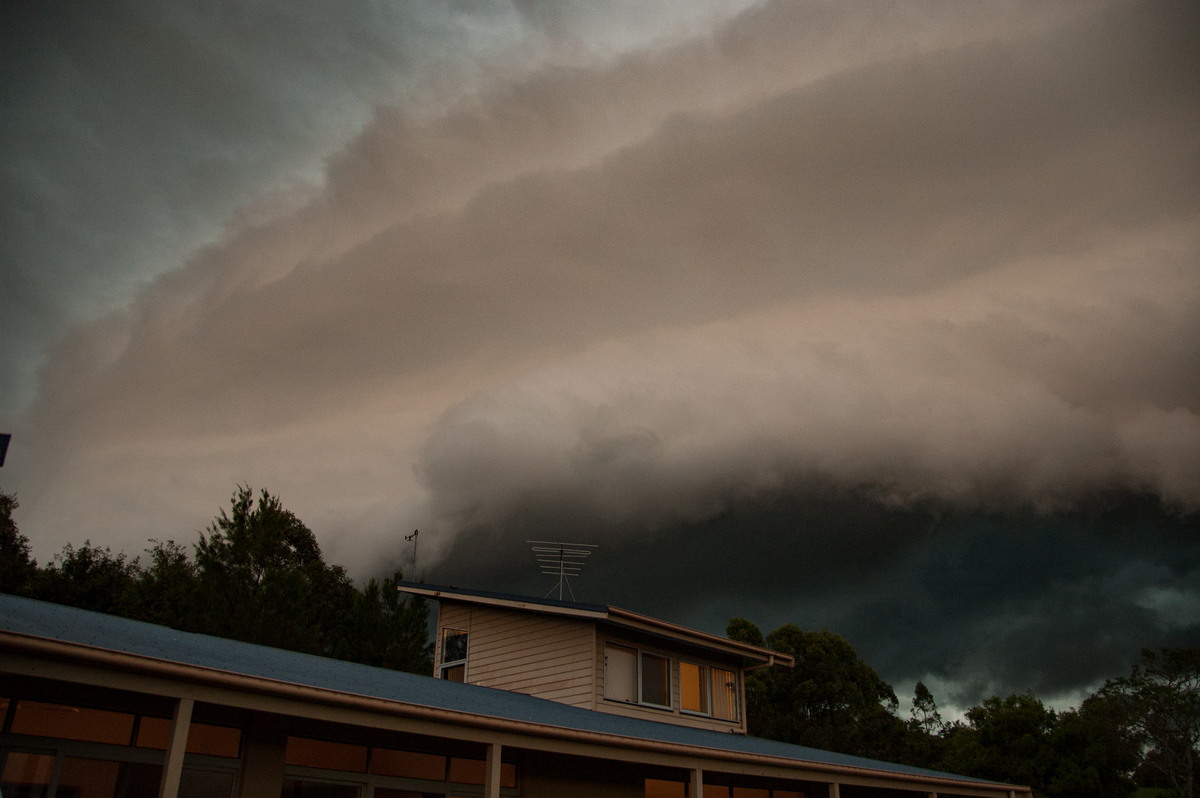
[0, 593, 1021, 795]
[396, 581, 795, 669]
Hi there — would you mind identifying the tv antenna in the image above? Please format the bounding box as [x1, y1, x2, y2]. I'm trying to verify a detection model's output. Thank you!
[404, 529, 418, 576]
[528, 540, 597, 601]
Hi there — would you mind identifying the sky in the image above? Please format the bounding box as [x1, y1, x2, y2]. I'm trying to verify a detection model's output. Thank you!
[2, 0, 1198, 715]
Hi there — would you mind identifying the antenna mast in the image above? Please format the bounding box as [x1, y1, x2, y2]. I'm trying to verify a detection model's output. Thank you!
[528, 540, 597, 601]
[404, 529, 419, 576]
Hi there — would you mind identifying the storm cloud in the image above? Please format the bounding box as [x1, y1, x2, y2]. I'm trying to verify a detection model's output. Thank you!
[2, 0, 1198, 711]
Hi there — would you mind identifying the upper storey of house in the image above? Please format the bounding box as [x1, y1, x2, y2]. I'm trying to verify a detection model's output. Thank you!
[396, 582, 793, 735]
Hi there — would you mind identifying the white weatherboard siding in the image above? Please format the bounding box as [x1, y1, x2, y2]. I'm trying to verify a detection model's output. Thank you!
[440, 603, 596, 707]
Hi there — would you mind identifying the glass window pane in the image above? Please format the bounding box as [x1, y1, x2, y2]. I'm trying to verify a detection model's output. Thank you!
[711, 668, 738, 721]
[285, 737, 368, 772]
[604, 645, 637, 702]
[374, 791, 442, 798]
[185, 723, 241, 758]
[448, 757, 485, 785]
[136, 718, 241, 758]
[441, 663, 465, 682]
[732, 788, 769, 798]
[680, 662, 709, 713]
[640, 653, 670, 706]
[2, 751, 55, 797]
[441, 629, 468, 663]
[280, 779, 361, 798]
[773, 791, 803, 798]
[180, 768, 237, 798]
[645, 778, 686, 798]
[59, 756, 121, 798]
[123, 762, 163, 796]
[136, 717, 170, 748]
[370, 749, 446, 780]
[12, 700, 134, 745]
[703, 786, 731, 798]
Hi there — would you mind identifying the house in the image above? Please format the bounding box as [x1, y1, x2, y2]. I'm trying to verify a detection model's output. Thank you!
[398, 582, 793, 735]
[0, 591, 1030, 798]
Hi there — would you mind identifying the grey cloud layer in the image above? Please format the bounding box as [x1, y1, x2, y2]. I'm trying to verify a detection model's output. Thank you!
[5, 0, 1198, 707]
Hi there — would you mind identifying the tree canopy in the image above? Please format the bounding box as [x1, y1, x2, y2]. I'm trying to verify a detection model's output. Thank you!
[0, 484, 432, 675]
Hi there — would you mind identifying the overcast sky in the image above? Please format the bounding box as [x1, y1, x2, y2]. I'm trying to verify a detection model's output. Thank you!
[2, 0, 1198, 714]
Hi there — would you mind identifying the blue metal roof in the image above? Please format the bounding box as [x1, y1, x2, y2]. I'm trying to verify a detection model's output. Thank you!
[0, 593, 1001, 787]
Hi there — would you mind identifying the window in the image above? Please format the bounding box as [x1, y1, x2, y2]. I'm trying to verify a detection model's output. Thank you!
[711, 667, 739, 721]
[439, 628, 468, 681]
[136, 717, 241, 758]
[680, 662, 709, 714]
[604, 645, 638, 702]
[283, 738, 518, 794]
[281, 779, 362, 798]
[11, 700, 134, 745]
[0, 753, 234, 798]
[640, 652, 670, 707]
[285, 738, 368, 772]
[604, 645, 672, 708]
[645, 779, 686, 798]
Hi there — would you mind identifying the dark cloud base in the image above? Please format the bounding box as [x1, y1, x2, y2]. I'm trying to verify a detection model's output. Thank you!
[426, 487, 1199, 708]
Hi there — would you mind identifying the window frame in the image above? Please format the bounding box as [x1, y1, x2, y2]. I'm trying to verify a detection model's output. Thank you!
[602, 644, 675, 710]
[437, 628, 469, 682]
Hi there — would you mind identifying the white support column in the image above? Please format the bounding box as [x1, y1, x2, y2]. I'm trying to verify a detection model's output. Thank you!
[690, 768, 703, 798]
[827, 783, 840, 798]
[484, 742, 502, 798]
[157, 697, 193, 798]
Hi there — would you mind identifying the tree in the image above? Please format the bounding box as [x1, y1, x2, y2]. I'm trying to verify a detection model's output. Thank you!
[0, 489, 37, 594]
[129, 539, 199, 629]
[941, 692, 1059, 794]
[33, 541, 139, 615]
[727, 616, 766, 648]
[194, 486, 357, 656]
[1045, 697, 1139, 798]
[733, 620, 901, 759]
[329, 573, 433, 674]
[1098, 648, 1200, 798]
[901, 681, 948, 769]
[910, 681, 944, 734]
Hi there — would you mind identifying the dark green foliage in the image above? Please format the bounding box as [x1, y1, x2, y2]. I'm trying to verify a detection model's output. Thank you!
[328, 573, 433, 674]
[729, 613, 1176, 797]
[739, 620, 903, 760]
[901, 681, 948, 769]
[1097, 648, 1200, 798]
[0, 484, 432, 675]
[128, 539, 199, 629]
[193, 486, 359, 656]
[726, 616, 766, 647]
[941, 693, 1059, 791]
[0, 489, 37, 594]
[1046, 699, 1139, 798]
[33, 541, 139, 615]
